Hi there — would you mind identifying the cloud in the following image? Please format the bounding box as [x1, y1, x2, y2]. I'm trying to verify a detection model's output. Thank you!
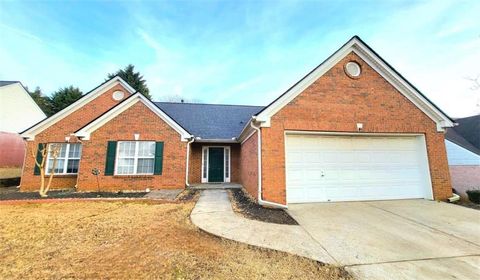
[0, 0, 478, 117]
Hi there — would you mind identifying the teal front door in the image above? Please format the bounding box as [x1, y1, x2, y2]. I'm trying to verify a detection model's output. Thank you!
[208, 147, 224, 183]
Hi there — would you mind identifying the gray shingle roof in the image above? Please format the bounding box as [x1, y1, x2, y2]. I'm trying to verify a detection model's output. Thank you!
[0, 81, 19, 87]
[155, 102, 264, 140]
[445, 115, 480, 155]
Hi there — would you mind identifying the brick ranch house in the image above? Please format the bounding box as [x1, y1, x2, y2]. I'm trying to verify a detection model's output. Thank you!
[20, 36, 455, 207]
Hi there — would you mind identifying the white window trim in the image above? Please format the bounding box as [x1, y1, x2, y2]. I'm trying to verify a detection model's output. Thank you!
[45, 143, 82, 175]
[115, 141, 155, 175]
[201, 146, 231, 183]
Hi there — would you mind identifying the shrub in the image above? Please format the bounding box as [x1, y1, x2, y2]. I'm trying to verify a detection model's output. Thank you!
[466, 190, 480, 204]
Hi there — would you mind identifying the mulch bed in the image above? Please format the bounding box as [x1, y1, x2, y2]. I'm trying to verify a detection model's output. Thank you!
[0, 189, 147, 201]
[177, 189, 199, 202]
[230, 189, 298, 225]
[455, 200, 480, 210]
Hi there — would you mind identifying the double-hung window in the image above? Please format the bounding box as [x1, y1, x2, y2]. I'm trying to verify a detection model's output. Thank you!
[45, 143, 82, 174]
[116, 141, 155, 175]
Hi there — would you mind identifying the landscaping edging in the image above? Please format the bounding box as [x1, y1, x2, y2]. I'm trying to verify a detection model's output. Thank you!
[0, 189, 199, 205]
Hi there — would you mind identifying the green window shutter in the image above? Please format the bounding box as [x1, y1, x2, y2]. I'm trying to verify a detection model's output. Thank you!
[154, 142, 164, 175]
[105, 141, 117, 176]
[34, 143, 46, 175]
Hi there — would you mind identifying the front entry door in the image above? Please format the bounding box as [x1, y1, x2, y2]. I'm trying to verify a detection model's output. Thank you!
[208, 147, 224, 182]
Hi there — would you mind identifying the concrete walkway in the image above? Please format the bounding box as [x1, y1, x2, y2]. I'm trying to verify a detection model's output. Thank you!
[144, 189, 183, 200]
[190, 189, 335, 264]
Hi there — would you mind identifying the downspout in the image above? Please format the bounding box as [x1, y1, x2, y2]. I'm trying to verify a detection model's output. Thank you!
[448, 193, 460, 203]
[250, 119, 288, 209]
[185, 136, 195, 187]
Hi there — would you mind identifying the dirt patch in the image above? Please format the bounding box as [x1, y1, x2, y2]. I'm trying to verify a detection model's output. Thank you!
[0, 200, 350, 279]
[230, 189, 298, 225]
[0, 189, 147, 201]
[0, 167, 22, 179]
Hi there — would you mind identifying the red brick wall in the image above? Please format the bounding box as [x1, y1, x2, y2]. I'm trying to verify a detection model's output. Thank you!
[240, 132, 258, 198]
[76, 101, 186, 191]
[188, 143, 203, 184]
[449, 165, 480, 199]
[260, 52, 452, 204]
[20, 83, 132, 191]
[188, 142, 240, 184]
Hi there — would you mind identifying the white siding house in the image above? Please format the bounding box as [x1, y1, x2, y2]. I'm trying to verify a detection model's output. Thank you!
[445, 115, 480, 198]
[0, 81, 46, 171]
[445, 140, 480, 166]
[0, 81, 46, 133]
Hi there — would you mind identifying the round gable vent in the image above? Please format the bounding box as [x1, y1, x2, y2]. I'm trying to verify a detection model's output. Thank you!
[112, 90, 125, 101]
[345, 61, 361, 78]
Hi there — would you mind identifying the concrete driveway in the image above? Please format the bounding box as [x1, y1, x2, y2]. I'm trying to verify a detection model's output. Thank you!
[288, 200, 480, 279]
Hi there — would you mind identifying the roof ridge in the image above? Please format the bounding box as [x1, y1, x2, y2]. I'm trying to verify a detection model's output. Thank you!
[154, 101, 264, 107]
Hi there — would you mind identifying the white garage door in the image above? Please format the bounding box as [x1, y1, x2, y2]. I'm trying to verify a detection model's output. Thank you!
[285, 134, 432, 203]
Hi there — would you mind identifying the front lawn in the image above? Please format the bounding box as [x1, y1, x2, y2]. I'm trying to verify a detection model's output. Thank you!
[0, 199, 349, 279]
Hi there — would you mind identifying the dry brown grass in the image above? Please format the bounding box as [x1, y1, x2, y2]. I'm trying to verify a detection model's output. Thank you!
[0, 200, 349, 279]
[0, 167, 22, 179]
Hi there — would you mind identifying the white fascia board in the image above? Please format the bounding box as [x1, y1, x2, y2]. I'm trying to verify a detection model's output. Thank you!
[21, 77, 136, 140]
[75, 93, 192, 141]
[237, 119, 255, 142]
[255, 37, 454, 131]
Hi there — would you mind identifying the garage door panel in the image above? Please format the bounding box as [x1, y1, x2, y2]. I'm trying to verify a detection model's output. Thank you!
[285, 135, 432, 203]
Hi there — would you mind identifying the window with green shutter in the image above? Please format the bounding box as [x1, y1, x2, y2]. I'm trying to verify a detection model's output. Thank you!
[105, 141, 117, 175]
[154, 142, 164, 175]
[34, 143, 45, 175]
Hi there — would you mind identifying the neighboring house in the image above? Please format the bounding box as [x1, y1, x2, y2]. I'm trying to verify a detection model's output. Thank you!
[445, 115, 480, 198]
[19, 36, 455, 207]
[0, 81, 46, 171]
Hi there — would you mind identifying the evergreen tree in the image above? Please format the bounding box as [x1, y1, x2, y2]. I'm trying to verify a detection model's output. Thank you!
[107, 64, 151, 99]
[28, 87, 53, 116]
[49, 86, 83, 114]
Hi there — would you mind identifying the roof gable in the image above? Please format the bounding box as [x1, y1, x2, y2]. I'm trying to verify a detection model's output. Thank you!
[21, 76, 136, 140]
[75, 93, 192, 141]
[255, 36, 454, 131]
[0, 81, 47, 133]
[0, 81, 19, 87]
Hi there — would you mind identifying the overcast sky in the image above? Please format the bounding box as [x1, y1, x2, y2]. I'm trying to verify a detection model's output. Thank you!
[0, 0, 479, 117]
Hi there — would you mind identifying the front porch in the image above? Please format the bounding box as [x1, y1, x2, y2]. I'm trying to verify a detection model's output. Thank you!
[189, 183, 242, 190]
[188, 142, 240, 185]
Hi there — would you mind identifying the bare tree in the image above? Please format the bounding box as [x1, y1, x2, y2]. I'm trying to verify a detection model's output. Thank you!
[32, 143, 62, 197]
[466, 75, 480, 112]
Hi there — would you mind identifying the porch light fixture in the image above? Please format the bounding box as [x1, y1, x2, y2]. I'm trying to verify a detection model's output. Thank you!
[134, 133, 140, 140]
[65, 136, 70, 142]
